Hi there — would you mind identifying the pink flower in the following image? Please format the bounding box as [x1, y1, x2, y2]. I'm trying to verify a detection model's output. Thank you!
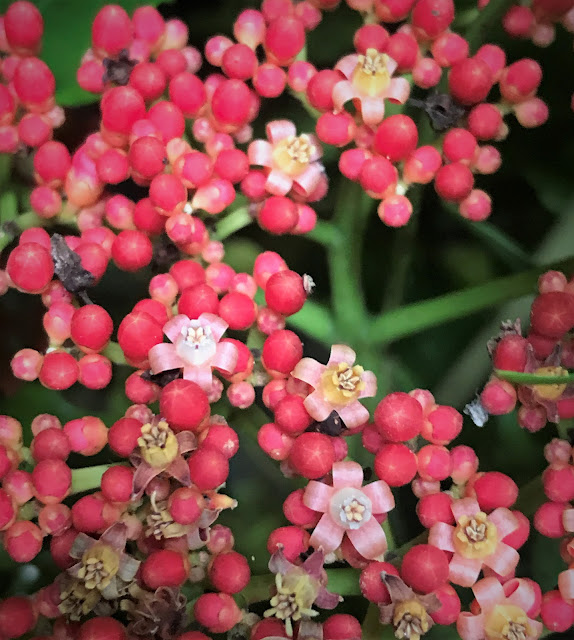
[429, 497, 520, 588]
[457, 577, 543, 640]
[303, 460, 394, 560]
[291, 344, 376, 429]
[248, 120, 324, 198]
[332, 49, 411, 127]
[148, 312, 238, 393]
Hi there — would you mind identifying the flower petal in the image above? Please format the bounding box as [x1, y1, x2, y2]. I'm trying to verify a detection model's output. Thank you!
[360, 96, 386, 128]
[292, 357, 325, 387]
[315, 586, 342, 609]
[358, 370, 377, 399]
[213, 340, 238, 374]
[199, 312, 228, 342]
[362, 480, 395, 514]
[131, 463, 162, 501]
[304, 481, 334, 513]
[269, 547, 295, 575]
[385, 55, 398, 76]
[428, 522, 456, 552]
[347, 516, 387, 560]
[183, 364, 213, 392]
[337, 401, 369, 430]
[164, 314, 190, 343]
[559, 568, 574, 600]
[457, 612, 485, 640]
[563, 507, 574, 532]
[332, 80, 357, 111]
[473, 577, 505, 613]
[489, 507, 519, 539]
[335, 54, 358, 79]
[167, 456, 191, 487]
[387, 77, 410, 104]
[328, 344, 356, 367]
[505, 578, 541, 617]
[294, 163, 323, 197]
[148, 343, 182, 374]
[483, 542, 520, 576]
[100, 523, 127, 550]
[266, 119, 297, 144]
[304, 391, 335, 423]
[266, 168, 294, 196]
[309, 513, 345, 554]
[527, 619, 543, 640]
[176, 430, 197, 453]
[451, 497, 481, 523]
[332, 460, 364, 489]
[448, 553, 482, 587]
[248, 139, 273, 167]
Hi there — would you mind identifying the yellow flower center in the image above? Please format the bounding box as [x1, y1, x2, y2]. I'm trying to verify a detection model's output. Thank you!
[485, 604, 530, 640]
[453, 512, 498, 559]
[393, 600, 431, 640]
[352, 48, 392, 97]
[532, 366, 568, 401]
[146, 492, 189, 540]
[76, 543, 120, 591]
[264, 570, 320, 636]
[138, 420, 179, 468]
[59, 580, 102, 620]
[272, 134, 315, 177]
[320, 362, 365, 406]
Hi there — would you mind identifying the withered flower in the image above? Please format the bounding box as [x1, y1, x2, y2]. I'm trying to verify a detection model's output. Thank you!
[123, 585, 188, 639]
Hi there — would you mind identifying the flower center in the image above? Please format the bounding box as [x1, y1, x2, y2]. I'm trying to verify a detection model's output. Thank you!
[321, 362, 365, 406]
[264, 571, 320, 636]
[485, 604, 530, 640]
[453, 512, 498, 559]
[352, 48, 392, 97]
[393, 600, 431, 640]
[138, 420, 179, 468]
[272, 134, 315, 177]
[76, 544, 120, 591]
[532, 366, 568, 401]
[59, 580, 102, 621]
[329, 487, 372, 530]
[176, 321, 217, 367]
[146, 493, 188, 540]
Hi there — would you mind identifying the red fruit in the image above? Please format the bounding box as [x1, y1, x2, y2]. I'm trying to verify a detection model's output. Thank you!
[209, 551, 251, 593]
[264, 17, 305, 65]
[108, 417, 143, 457]
[218, 292, 257, 330]
[262, 329, 303, 376]
[416, 492, 455, 528]
[101, 86, 146, 135]
[70, 305, 113, 352]
[211, 79, 252, 127]
[258, 196, 298, 234]
[530, 292, 574, 338]
[541, 591, 574, 633]
[92, 5, 132, 56]
[492, 334, 529, 371]
[117, 311, 163, 363]
[401, 544, 449, 593]
[360, 561, 400, 603]
[323, 614, 362, 640]
[142, 550, 189, 589]
[267, 525, 310, 561]
[160, 379, 210, 432]
[373, 115, 418, 162]
[265, 270, 307, 316]
[6, 242, 54, 293]
[375, 443, 417, 486]
[289, 432, 334, 479]
[473, 471, 518, 510]
[4, 2, 43, 55]
[0, 596, 36, 638]
[193, 592, 242, 634]
[412, 0, 455, 38]
[39, 351, 78, 390]
[79, 617, 126, 640]
[434, 162, 474, 202]
[375, 392, 424, 441]
[13, 58, 55, 107]
[448, 58, 493, 105]
[111, 230, 153, 272]
[188, 447, 229, 490]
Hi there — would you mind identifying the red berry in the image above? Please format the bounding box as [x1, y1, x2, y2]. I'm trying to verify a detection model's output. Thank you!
[288, 432, 334, 479]
[401, 544, 449, 593]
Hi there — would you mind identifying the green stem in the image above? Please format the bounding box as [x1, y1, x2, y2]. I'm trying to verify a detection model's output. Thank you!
[495, 370, 574, 385]
[329, 179, 372, 338]
[362, 602, 383, 640]
[369, 255, 574, 345]
[214, 204, 252, 241]
[306, 220, 342, 248]
[71, 464, 116, 494]
[465, 0, 515, 52]
[287, 299, 338, 345]
[101, 341, 127, 365]
[0, 211, 46, 251]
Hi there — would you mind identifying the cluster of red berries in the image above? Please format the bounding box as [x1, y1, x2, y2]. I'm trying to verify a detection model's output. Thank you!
[502, 0, 573, 47]
[479, 269, 574, 431]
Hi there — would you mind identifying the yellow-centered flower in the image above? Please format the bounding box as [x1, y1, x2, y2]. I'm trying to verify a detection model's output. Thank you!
[320, 362, 365, 405]
[76, 543, 120, 591]
[392, 599, 432, 640]
[532, 366, 568, 401]
[453, 512, 498, 560]
[138, 419, 179, 468]
[352, 48, 392, 97]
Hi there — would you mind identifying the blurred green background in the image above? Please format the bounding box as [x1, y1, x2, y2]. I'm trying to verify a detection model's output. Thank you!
[0, 0, 573, 636]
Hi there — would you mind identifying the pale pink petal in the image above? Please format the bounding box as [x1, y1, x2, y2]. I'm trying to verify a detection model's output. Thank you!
[212, 341, 238, 374]
[306, 135, 322, 162]
[148, 343, 183, 374]
[304, 390, 335, 422]
[131, 463, 162, 501]
[309, 513, 345, 554]
[164, 314, 190, 343]
[291, 357, 325, 387]
[332, 80, 357, 111]
[335, 54, 358, 79]
[315, 587, 342, 609]
[332, 460, 364, 489]
[559, 568, 574, 600]
[358, 370, 377, 398]
[451, 497, 481, 523]
[385, 55, 398, 76]
[484, 542, 520, 576]
[449, 554, 483, 587]
[360, 96, 386, 127]
[489, 507, 519, 539]
[337, 401, 369, 430]
[293, 163, 323, 197]
[457, 612, 485, 640]
[266, 119, 296, 143]
[167, 455, 192, 487]
[526, 619, 543, 640]
[347, 516, 387, 559]
[386, 77, 411, 104]
[199, 312, 228, 342]
[563, 507, 574, 532]
[266, 168, 293, 196]
[362, 480, 395, 514]
[428, 522, 456, 552]
[176, 431, 197, 453]
[473, 576, 505, 613]
[183, 364, 214, 392]
[328, 344, 356, 367]
[304, 481, 335, 513]
[248, 139, 273, 167]
[505, 578, 541, 617]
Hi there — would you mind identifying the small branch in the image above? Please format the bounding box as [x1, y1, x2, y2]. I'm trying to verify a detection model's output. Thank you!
[71, 464, 116, 494]
[495, 370, 574, 385]
[0, 211, 46, 252]
[213, 204, 252, 241]
[369, 255, 574, 345]
[288, 299, 338, 345]
[305, 220, 342, 248]
[101, 341, 127, 365]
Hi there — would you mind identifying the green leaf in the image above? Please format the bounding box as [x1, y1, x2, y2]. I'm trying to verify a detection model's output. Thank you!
[495, 369, 574, 385]
[6, 0, 174, 107]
